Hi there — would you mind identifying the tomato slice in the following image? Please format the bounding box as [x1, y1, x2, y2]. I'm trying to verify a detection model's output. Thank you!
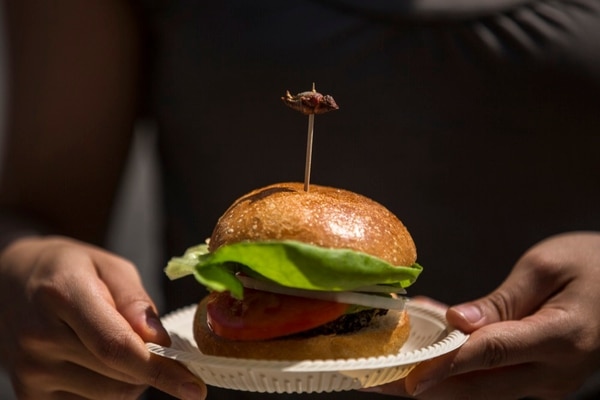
[206, 288, 348, 341]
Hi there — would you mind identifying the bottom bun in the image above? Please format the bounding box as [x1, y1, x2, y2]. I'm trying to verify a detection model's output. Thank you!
[193, 296, 411, 360]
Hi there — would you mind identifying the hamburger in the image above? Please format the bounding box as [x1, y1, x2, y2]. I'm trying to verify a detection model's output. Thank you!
[165, 182, 422, 360]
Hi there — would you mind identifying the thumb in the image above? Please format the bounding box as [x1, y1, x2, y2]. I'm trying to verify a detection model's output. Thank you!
[119, 298, 171, 346]
[447, 286, 531, 333]
[79, 248, 206, 400]
[97, 253, 171, 345]
[446, 298, 498, 333]
[446, 258, 560, 333]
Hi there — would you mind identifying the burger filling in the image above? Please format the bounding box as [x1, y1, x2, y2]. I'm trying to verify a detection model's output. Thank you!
[205, 288, 393, 341]
[289, 308, 388, 338]
[166, 240, 422, 342]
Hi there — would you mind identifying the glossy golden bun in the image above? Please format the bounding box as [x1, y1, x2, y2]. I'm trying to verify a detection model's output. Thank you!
[194, 296, 411, 360]
[197, 182, 416, 360]
[209, 182, 416, 266]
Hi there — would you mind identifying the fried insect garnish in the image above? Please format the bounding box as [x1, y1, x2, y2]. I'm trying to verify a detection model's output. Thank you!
[281, 89, 339, 115]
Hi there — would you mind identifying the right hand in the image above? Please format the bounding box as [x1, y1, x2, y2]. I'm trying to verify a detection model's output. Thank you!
[0, 236, 206, 400]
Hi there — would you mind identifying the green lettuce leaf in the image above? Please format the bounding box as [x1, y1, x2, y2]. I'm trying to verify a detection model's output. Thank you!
[165, 240, 422, 299]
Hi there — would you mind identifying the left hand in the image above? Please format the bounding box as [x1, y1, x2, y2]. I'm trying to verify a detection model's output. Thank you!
[366, 231, 600, 399]
[0, 236, 206, 400]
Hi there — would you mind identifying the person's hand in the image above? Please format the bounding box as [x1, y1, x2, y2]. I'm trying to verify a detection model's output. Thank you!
[0, 236, 206, 400]
[367, 231, 600, 399]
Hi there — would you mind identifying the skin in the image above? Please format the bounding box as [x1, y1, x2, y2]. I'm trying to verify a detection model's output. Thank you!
[0, 0, 206, 398]
[0, 237, 205, 400]
[365, 232, 600, 399]
[1, 0, 598, 398]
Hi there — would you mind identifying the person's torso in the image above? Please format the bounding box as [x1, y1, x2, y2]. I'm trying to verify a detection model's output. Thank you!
[141, 2, 600, 398]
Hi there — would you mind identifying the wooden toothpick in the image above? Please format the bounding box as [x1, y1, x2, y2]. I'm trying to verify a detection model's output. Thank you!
[281, 83, 339, 192]
[305, 91, 315, 192]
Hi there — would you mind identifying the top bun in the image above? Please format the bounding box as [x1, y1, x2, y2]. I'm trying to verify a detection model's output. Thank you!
[209, 182, 416, 266]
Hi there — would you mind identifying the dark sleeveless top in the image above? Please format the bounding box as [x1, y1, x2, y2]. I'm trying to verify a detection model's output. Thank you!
[140, 1, 600, 398]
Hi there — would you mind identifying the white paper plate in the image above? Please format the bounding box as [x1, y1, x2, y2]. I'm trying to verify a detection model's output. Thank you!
[147, 301, 468, 393]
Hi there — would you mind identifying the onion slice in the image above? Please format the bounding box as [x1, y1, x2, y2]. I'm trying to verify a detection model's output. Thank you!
[237, 275, 406, 311]
[352, 284, 406, 294]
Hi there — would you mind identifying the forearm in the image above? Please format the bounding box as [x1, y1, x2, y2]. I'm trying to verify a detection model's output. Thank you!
[0, 0, 143, 244]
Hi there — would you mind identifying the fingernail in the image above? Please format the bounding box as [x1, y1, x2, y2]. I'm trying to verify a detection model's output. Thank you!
[146, 311, 171, 345]
[453, 304, 483, 324]
[146, 314, 165, 335]
[180, 382, 205, 400]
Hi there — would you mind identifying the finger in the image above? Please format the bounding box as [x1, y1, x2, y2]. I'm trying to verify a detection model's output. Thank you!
[446, 257, 565, 333]
[11, 357, 144, 400]
[73, 284, 206, 399]
[91, 250, 171, 346]
[409, 310, 570, 393]
[452, 308, 573, 374]
[38, 361, 146, 400]
[16, 314, 143, 386]
[49, 260, 206, 400]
